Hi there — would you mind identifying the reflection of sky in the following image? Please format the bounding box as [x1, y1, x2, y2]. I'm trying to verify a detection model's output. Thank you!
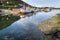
[0, 0, 60, 39]
[0, 10, 60, 39]
[22, 0, 60, 7]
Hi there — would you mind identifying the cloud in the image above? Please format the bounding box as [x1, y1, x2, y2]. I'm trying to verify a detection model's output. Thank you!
[22, 0, 60, 7]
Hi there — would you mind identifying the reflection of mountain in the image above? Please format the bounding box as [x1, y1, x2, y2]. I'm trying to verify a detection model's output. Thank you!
[38, 14, 60, 34]
[0, 16, 20, 30]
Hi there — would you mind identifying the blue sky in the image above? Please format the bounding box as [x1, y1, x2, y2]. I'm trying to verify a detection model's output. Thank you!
[22, 0, 60, 7]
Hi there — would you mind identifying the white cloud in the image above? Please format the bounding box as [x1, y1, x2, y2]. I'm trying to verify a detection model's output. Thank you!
[22, 0, 60, 7]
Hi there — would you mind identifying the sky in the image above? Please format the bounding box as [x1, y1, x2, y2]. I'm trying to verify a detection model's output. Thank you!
[22, 0, 60, 7]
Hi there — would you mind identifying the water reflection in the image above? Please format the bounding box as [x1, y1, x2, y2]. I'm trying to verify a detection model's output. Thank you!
[0, 10, 60, 40]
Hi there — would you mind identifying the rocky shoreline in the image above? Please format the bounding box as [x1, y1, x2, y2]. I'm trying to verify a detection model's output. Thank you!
[38, 14, 60, 34]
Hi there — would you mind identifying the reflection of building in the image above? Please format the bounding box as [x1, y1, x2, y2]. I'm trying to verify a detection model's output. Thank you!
[38, 7, 52, 12]
[0, 9, 12, 16]
[12, 8, 20, 16]
[44, 7, 52, 12]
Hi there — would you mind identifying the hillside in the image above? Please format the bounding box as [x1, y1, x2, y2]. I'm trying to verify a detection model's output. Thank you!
[38, 14, 60, 34]
[0, 0, 32, 9]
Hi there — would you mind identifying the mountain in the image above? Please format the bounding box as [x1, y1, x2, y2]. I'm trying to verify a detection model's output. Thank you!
[0, 0, 32, 8]
[0, 0, 31, 6]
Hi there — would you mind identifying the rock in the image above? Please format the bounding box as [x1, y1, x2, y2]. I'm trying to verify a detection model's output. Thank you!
[38, 14, 60, 40]
[38, 14, 60, 34]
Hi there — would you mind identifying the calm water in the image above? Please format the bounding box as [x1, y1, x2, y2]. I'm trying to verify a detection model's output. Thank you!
[0, 10, 60, 40]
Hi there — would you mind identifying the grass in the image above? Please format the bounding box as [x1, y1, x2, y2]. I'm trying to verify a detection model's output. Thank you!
[45, 36, 52, 40]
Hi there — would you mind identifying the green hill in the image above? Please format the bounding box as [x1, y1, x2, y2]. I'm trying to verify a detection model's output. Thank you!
[0, 0, 32, 9]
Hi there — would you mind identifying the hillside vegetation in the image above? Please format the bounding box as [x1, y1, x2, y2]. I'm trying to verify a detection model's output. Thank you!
[0, 0, 32, 9]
